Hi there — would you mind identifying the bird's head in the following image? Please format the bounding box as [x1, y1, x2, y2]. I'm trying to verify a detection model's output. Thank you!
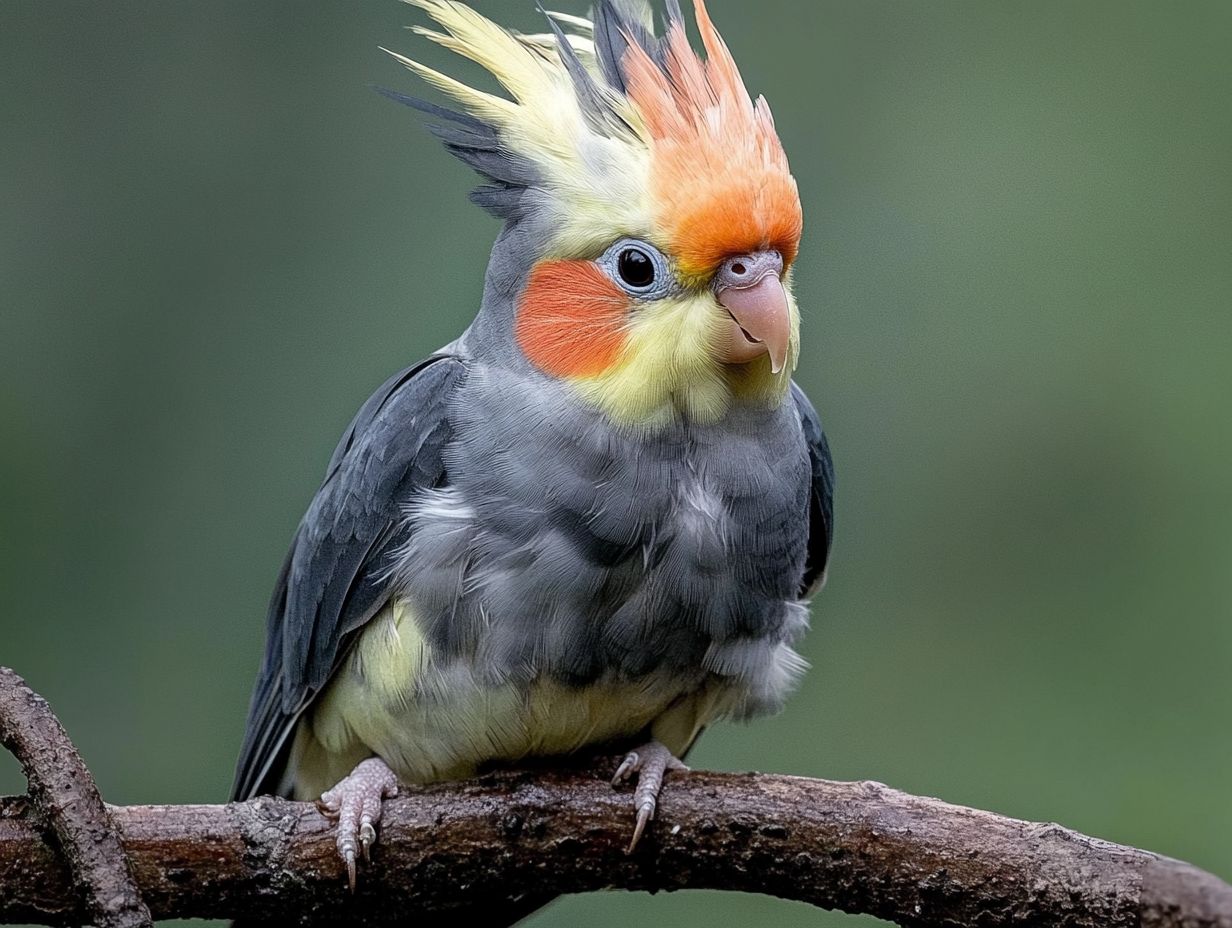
[388, 0, 803, 426]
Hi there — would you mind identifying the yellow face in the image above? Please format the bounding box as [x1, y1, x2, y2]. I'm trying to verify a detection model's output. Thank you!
[512, 229, 802, 425]
[548, 273, 801, 428]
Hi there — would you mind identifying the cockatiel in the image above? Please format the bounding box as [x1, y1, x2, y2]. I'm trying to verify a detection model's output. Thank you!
[233, 0, 834, 893]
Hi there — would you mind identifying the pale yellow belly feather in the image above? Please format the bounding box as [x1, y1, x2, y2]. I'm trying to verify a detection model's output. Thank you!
[290, 599, 730, 800]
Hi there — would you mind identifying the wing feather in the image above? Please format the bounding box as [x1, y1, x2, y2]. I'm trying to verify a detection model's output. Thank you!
[232, 353, 466, 800]
[791, 382, 835, 596]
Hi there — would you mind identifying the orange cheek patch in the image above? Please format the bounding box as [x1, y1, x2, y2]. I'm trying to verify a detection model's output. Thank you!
[516, 261, 631, 378]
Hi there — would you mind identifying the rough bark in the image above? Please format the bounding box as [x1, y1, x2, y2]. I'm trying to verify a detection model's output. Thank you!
[0, 668, 151, 928]
[1, 767, 1230, 927]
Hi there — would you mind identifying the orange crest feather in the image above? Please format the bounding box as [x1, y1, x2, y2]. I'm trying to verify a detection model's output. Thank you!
[623, 1, 803, 276]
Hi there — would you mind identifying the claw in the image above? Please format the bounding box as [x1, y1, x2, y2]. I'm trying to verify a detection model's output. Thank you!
[630, 800, 654, 853]
[612, 751, 640, 786]
[610, 740, 687, 853]
[316, 757, 400, 890]
[344, 848, 358, 893]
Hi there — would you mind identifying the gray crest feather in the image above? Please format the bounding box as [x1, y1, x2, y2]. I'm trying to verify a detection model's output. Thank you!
[381, 1, 684, 218]
[375, 87, 543, 221]
[537, 3, 632, 136]
[592, 0, 671, 92]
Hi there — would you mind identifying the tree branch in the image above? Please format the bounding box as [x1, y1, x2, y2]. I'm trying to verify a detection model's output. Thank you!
[0, 764, 1229, 927]
[0, 668, 151, 928]
[2, 666, 1229, 927]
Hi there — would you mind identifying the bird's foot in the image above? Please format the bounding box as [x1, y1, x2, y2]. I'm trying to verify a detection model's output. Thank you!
[317, 757, 400, 891]
[611, 740, 688, 853]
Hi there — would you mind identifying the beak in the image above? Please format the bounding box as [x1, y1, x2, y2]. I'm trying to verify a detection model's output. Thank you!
[714, 251, 791, 374]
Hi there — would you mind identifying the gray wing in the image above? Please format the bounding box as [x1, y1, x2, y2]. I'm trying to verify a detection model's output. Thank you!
[232, 353, 467, 800]
[792, 382, 835, 595]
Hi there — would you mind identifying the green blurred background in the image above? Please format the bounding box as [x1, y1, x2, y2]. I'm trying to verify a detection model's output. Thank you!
[2, 1, 1229, 925]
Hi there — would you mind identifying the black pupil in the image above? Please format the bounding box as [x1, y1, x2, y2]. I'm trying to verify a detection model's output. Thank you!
[617, 248, 655, 288]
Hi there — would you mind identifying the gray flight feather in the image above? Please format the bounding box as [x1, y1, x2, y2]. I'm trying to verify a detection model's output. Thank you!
[792, 382, 836, 594]
[232, 354, 466, 800]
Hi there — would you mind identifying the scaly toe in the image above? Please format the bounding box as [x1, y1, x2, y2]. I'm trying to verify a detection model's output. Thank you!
[318, 757, 399, 890]
[612, 751, 641, 786]
[610, 740, 684, 853]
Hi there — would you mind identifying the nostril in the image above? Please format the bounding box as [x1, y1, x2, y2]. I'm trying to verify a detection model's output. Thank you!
[718, 251, 783, 290]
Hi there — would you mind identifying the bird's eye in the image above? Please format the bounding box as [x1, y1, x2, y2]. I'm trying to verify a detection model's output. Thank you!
[617, 248, 655, 289]
[598, 238, 673, 300]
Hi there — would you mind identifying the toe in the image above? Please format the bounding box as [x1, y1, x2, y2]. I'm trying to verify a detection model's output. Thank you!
[320, 757, 400, 889]
[318, 789, 341, 816]
[612, 751, 641, 786]
[612, 740, 684, 852]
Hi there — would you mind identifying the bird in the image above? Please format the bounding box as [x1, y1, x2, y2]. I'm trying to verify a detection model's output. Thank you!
[232, 0, 834, 896]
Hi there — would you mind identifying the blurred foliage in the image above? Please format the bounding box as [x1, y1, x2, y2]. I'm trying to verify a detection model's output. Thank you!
[1, 2, 1229, 926]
